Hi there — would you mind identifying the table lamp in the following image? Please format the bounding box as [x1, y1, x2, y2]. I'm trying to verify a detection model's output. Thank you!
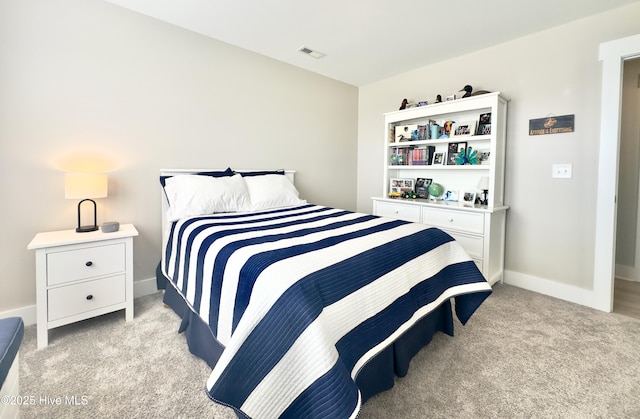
[477, 176, 489, 206]
[65, 172, 108, 232]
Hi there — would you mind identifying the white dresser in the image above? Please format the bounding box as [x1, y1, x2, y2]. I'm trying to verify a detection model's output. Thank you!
[28, 224, 138, 349]
[373, 198, 507, 284]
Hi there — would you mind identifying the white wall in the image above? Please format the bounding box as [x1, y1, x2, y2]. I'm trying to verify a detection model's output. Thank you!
[0, 0, 358, 313]
[357, 3, 640, 300]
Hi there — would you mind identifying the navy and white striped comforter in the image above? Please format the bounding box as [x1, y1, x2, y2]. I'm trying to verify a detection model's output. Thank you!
[163, 204, 491, 418]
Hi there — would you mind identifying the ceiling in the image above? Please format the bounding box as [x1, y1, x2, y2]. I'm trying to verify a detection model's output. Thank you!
[103, 0, 638, 86]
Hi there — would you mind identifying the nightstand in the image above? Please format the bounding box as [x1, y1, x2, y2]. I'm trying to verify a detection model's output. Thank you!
[28, 224, 138, 349]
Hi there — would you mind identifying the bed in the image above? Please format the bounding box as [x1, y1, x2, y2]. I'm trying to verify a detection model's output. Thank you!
[158, 168, 492, 419]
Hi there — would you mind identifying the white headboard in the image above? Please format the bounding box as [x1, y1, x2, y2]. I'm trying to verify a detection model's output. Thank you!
[159, 169, 296, 245]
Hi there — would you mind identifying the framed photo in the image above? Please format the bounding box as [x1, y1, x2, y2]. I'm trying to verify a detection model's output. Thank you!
[432, 151, 445, 165]
[447, 142, 467, 165]
[462, 191, 476, 206]
[477, 124, 492, 135]
[479, 112, 492, 125]
[389, 178, 415, 194]
[415, 178, 432, 198]
[444, 189, 459, 202]
[394, 124, 418, 142]
[452, 120, 477, 137]
[477, 149, 491, 165]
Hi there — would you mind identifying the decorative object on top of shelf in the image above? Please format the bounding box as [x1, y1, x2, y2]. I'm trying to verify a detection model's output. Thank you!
[445, 95, 455, 102]
[435, 95, 442, 103]
[458, 85, 492, 98]
[427, 182, 444, 200]
[418, 101, 428, 107]
[477, 176, 490, 205]
[399, 98, 408, 110]
[452, 120, 477, 136]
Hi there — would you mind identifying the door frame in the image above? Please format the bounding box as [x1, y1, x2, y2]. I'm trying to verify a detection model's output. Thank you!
[595, 34, 640, 312]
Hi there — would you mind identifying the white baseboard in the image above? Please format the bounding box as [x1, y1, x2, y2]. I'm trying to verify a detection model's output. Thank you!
[615, 264, 640, 282]
[503, 270, 604, 311]
[0, 277, 159, 326]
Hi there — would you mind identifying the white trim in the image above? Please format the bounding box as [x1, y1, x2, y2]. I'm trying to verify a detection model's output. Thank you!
[0, 277, 159, 326]
[504, 270, 599, 309]
[595, 34, 640, 312]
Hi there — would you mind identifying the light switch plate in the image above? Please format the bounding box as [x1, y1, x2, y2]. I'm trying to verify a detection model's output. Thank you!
[552, 164, 572, 179]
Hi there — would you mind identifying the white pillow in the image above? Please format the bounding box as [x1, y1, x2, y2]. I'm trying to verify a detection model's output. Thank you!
[244, 174, 306, 211]
[164, 174, 250, 221]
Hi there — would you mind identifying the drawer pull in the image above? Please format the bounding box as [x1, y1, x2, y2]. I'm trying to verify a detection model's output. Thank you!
[448, 217, 454, 222]
[86, 295, 93, 300]
[85, 261, 93, 267]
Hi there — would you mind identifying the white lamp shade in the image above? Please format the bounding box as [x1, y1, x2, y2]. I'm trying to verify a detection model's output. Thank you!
[477, 176, 490, 190]
[65, 173, 108, 199]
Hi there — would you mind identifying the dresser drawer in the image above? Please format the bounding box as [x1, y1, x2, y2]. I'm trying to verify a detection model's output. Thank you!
[374, 201, 421, 223]
[422, 208, 484, 234]
[48, 274, 126, 321]
[446, 231, 484, 259]
[47, 243, 125, 286]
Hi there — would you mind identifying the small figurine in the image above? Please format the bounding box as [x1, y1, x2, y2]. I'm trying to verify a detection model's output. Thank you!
[459, 85, 491, 97]
[435, 94, 442, 103]
[399, 98, 408, 110]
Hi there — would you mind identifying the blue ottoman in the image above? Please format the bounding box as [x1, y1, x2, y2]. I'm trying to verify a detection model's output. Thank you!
[0, 317, 24, 419]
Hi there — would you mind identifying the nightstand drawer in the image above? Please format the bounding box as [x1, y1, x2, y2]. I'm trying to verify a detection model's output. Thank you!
[422, 208, 484, 234]
[48, 274, 126, 322]
[374, 201, 421, 223]
[47, 243, 125, 286]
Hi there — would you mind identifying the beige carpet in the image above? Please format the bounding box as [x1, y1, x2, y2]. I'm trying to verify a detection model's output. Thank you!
[19, 284, 640, 418]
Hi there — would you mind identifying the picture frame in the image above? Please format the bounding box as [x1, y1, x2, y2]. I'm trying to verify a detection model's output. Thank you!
[477, 149, 491, 165]
[478, 112, 492, 125]
[443, 189, 459, 202]
[452, 120, 477, 137]
[394, 124, 418, 142]
[432, 151, 445, 165]
[477, 113, 492, 136]
[415, 177, 432, 198]
[447, 142, 467, 165]
[462, 191, 476, 206]
[476, 123, 492, 135]
[389, 178, 415, 194]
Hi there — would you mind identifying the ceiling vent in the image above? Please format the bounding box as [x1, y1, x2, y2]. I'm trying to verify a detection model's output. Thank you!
[298, 46, 326, 59]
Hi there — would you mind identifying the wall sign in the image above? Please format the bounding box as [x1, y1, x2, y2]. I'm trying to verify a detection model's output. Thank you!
[529, 114, 574, 135]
